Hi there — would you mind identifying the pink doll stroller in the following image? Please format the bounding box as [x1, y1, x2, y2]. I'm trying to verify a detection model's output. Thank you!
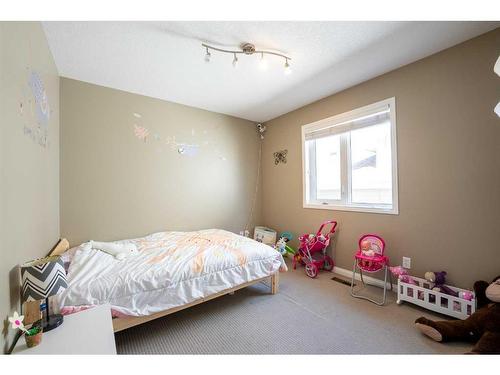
[350, 234, 392, 305]
[293, 220, 337, 278]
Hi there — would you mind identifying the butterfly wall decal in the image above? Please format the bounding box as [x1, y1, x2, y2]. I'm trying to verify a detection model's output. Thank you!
[273, 149, 288, 165]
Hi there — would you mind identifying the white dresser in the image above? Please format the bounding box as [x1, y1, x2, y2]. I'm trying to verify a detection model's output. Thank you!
[13, 304, 116, 354]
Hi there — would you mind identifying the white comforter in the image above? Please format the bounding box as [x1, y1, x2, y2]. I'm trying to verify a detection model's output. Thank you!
[58, 229, 286, 316]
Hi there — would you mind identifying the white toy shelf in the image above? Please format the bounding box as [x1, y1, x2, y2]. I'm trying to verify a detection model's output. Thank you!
[396, 276, 475, 320]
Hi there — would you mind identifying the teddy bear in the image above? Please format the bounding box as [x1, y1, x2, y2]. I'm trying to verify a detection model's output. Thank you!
[414, 275, 500, 354]
[424, 271, 459, 297]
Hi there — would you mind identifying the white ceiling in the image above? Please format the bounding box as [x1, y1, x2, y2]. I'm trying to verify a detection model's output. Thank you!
[42, 21, 498, 122]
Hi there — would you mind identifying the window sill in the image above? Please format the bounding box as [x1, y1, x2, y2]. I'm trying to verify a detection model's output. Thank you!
[303, 203, 399, 215]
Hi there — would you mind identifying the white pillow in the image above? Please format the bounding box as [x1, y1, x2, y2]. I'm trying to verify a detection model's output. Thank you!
[60, 245, 83, 271]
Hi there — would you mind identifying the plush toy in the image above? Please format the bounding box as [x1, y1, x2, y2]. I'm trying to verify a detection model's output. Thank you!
[314, 234, 327, 247]
[274, 233, 296, 256]
[87, 240, 139, 260]
[415, 276, 500, 354]
[389, 265, 417, 285]
[424, 271, 459, 297]
[460, 291, 474, 301]
[274, 237, 288, 256]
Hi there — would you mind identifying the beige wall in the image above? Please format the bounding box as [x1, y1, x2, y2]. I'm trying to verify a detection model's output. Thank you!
[60, 78, 262, 245]
[0, 22, 60, 352]
[262, 29, 500, 288]
[2, 26, 497, 354]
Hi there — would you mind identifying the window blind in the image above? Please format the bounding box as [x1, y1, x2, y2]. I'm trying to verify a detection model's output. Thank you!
[304, 107, 390, 141]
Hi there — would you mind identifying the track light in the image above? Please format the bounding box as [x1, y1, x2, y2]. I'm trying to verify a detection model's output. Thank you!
[201, 42, 291, 74]
[259, 52, 268, 70]
[284, 58, 292, 75]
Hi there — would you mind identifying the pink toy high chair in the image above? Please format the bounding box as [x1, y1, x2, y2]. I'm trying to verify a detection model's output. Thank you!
[350, 234, 392, 306]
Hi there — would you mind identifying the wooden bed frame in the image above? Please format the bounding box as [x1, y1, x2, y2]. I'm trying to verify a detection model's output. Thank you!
[30, 238, 280, 332]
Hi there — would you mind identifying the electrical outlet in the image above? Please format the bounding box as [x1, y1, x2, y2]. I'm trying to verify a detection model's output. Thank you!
[402, 257, 411, 269]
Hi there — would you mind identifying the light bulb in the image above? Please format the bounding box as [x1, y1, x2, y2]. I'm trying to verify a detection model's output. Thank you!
[232, 53, 238, 67]
[204, 48, 211, 63]
[259, 53, 268, 70]
[284, 59, 292, 75]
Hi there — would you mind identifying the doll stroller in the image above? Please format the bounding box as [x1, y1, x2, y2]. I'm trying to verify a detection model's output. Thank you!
[293, 220, 337, 278]
[350, 234, 392, 306]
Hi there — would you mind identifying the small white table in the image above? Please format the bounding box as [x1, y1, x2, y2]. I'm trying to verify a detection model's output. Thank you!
[13, 304, 116, 354]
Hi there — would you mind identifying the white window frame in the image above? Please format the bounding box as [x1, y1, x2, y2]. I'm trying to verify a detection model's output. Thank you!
[301, 97, 399, 215]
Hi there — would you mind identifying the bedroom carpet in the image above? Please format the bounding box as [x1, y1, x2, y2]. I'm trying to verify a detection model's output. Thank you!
[115, 259, 471, 354]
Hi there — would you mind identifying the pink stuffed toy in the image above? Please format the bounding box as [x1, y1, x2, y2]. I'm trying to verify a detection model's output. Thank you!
[460, 291, 474, 301]
[389, 265, 417, 285]
[424, 271, 458, 297]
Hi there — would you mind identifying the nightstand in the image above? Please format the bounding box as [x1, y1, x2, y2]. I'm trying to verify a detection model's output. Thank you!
[12, 304, 116, 354]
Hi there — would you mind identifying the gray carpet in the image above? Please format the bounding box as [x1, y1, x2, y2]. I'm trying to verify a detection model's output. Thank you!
[115, 260, 471, 354]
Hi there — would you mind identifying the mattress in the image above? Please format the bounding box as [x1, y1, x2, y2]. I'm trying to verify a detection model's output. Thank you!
[58, 229, 286, 316]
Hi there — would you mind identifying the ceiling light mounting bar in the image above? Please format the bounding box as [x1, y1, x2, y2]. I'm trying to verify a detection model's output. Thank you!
[201, 43, 291, 61]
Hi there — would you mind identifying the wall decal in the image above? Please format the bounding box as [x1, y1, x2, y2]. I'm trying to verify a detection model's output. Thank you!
[20, 70, 50, 148]
[29, 71, 50, 127]
[133, 112, 142, 118]
[177, 144, 199, 156]
[213, 148, 227, 161]
[130, 121, 229, 161]
[273, 150, 288, 165]
[134, 124, 149, 141]
[165, 135, 180, 150]
[23, 126, 35, 141]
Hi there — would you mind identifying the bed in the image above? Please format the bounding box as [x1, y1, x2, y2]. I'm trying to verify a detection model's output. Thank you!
[48, 229, 285, 332]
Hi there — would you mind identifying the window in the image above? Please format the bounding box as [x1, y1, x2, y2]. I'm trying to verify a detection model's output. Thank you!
[302, 97, 398, 214]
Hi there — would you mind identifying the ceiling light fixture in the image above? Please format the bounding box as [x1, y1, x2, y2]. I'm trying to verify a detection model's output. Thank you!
[202, 42, 291, 73]
[204, 47, 211, 62]
[259, 52, 268, 71]
[284, 58, 292, 75]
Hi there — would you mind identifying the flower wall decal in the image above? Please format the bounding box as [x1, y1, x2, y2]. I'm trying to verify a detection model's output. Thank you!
[134, 124, 149, 142]
[273, 149, 288, 165]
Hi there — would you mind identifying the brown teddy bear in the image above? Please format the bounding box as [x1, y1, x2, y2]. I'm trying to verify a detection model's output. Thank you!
[414, 276, 500, 354]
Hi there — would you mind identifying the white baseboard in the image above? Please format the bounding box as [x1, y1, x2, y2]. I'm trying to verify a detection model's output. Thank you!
[332, 265, 394, 291]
